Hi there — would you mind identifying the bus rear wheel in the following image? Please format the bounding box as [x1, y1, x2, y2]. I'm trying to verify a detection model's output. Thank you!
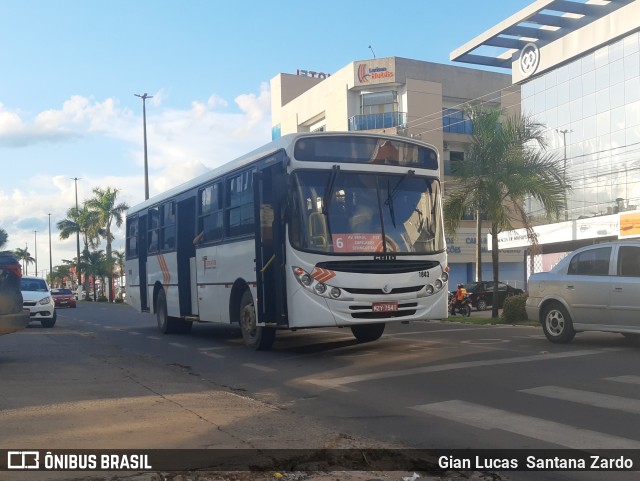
[239, 290, 275, 350]
[351, 323, 385, 343]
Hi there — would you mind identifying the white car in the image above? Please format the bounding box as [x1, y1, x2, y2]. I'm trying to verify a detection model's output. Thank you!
[526, 241, 640, 343]
[21, 275, 57, 328]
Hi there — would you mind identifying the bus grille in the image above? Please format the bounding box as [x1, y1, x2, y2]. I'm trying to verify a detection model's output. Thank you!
[315, 260, 439, 274]
[343, 285, 423, 295]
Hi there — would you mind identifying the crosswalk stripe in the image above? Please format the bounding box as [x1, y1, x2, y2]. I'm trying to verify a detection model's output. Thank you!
[521, 386, 640, 415]
[411, 400, 640, 449]
[606, 375, 640, 385]
[306, 349, 611, 390]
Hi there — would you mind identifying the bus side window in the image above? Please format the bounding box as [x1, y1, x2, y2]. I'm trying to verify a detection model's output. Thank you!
[148, 207, 159, 253]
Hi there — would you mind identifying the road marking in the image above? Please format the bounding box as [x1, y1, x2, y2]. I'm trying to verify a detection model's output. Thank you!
[305, 349, 613, 390]
[127, 331, 141, 336]
[411, 399, 640, 449]
[202, 351, 225, 359]
[606, 375, 640, 385]
[147, 336, 161, 340]
[521, 385, 640, 415]
[460, 339, 510, 345]
[243, 363, 277, 373]
[169, 342, 188, 348]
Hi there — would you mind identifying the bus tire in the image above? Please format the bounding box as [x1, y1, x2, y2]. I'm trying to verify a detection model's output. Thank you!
[351, 323, 385, 343]
[156, 289, 181, 334]
[239, 289, 275, 351]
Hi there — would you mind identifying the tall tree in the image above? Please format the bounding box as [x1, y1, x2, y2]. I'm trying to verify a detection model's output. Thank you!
[0, 228, 8, 251]
[85, 187, 129, 302]
[82, 249, 108, 301]
[444, 106, 568, 318]
[14, 247, 35, 275]
[57, 205, 101, 290]
[112, 249, 126, 300]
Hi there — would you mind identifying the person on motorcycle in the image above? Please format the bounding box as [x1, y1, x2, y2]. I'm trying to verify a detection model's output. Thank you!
[452, 283, 467, 313]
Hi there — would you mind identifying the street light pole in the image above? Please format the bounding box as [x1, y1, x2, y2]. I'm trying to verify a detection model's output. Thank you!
[48, 213, 53, 283]
[71, 177, 82, 288]
[34, 230, 38, 276]
[135, 93, 153, 200]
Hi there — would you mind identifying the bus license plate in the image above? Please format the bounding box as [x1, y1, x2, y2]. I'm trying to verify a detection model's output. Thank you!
[372, 301, 398, 313]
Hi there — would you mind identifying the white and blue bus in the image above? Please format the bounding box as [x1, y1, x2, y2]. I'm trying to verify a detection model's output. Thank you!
[125, 132, 448, 350]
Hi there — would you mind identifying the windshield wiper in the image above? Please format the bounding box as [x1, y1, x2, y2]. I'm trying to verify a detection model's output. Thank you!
[385, 170, 415, 205]
[321, 165, 340, 215]
[386, 178, 397, 228]
[384, 170, 415, 228]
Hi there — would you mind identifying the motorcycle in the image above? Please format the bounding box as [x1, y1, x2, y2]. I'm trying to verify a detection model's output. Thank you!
[449, 292, 471, 317]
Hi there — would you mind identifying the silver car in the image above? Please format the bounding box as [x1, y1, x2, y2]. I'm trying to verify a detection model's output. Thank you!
[526, 241, 640, 343]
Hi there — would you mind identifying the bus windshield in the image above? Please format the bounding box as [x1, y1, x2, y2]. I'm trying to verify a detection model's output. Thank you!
[290, 170, 445, 255]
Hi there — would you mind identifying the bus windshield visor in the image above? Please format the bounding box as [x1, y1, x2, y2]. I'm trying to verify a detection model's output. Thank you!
[290, 171, 445, 255]
[294, 136, 438, 169]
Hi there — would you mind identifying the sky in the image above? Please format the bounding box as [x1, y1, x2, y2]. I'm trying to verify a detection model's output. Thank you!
[0, 0, 534, 273]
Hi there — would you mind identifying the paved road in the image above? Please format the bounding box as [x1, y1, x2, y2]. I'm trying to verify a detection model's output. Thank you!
[2, 301, 640, 481]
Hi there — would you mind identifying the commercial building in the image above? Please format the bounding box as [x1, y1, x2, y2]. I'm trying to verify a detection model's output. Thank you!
[452, 0, 640, 275]
[270, 58, 525, 287]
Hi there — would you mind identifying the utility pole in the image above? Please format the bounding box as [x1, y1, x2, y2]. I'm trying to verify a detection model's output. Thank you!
[71, 177, 82, 288]
[34, 230, 38, 276]
[48, 213, 53, 283]
[135, 93, 153, 200]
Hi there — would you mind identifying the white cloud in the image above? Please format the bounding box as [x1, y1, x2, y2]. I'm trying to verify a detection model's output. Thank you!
[0, 83, 272, 271]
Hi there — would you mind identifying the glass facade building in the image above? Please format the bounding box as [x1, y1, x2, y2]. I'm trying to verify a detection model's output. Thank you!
[522, 31, 640, 221]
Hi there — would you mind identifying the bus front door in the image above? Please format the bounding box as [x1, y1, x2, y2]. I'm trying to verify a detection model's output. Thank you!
[253, 163, 288, 326]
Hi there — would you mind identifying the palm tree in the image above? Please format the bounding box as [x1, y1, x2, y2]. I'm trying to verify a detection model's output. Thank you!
[50, 264, 72, 288]
[82, 249, 108, 301]
[0, 228, 7, 250]
[57, 205, 102, 289]
[85, 187, 129, 302]
[14, 247, 35, 275]
[112, 249, 126, 300]
[444, 105, 568, 318]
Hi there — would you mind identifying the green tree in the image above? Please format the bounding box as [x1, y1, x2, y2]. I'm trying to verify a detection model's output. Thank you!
[57, 205, 101, 290]
[0, 228, 7, 250]
[14, 247, 35, 275]
[86, 187, 129, 302]
[50, 264, 72, 288]
[112, 249, 126, 300]
[444, 106, 568, 318]
[81, 249, 108, 301]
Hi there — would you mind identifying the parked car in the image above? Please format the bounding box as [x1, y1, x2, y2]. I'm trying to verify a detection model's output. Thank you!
[0, 253, 30, 335]
[527, 241, 640, 343]
[464, 281, 524, 311]
[21, 275, 56, 328]
[51, 288, 77, 308]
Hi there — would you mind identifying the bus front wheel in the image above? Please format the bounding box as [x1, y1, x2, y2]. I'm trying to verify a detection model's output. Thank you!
[156, 290, 191, 334]
[351, 323, 385, 343]
[239, 290, 275, 351]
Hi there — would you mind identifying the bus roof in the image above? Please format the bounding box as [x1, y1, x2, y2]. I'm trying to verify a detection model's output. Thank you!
[126, 132, 438, 216]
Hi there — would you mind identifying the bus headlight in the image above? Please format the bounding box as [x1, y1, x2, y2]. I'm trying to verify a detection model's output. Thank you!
[424, 269, 449, 297]
[292, 267, 347, 300]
